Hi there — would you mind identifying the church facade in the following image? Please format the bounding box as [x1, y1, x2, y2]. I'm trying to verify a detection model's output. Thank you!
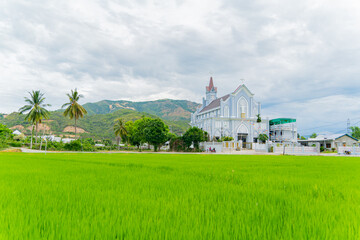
[190, 77, 269, 144]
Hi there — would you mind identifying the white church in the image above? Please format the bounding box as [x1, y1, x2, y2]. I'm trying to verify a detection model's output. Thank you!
[190, 77, 270, 144]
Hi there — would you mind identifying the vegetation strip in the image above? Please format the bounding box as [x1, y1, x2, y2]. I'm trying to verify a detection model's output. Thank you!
[0, 153, 359, 239]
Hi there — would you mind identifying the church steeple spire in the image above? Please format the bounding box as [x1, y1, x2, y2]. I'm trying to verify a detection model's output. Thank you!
[205, 77, 217, 104]
[206, 77, 217, 92]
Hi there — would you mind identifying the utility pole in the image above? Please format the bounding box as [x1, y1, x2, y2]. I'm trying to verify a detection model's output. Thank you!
[347, 118, 351, 134]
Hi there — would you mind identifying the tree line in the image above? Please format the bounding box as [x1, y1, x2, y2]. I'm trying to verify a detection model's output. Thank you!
[15, 89, 208, 152]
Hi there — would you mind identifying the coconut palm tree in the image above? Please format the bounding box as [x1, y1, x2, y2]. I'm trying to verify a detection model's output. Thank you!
[114, 118, 127, 150]
[19, 90, 51, 146]
[62, 89, 87, 139]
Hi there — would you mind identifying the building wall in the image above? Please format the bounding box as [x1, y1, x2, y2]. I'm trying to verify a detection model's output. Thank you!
[270, 122, 297, 143]
[335, 136, 358, 147]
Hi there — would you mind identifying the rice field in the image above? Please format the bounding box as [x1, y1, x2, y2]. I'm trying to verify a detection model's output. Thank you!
[0, 153, 359, 239]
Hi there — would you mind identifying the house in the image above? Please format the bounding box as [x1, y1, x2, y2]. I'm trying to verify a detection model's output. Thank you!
[41, 135, 62, 142]
[298, 134, 358, 151]
[12, 130, 22, 136]
[61, 138, 75, 144]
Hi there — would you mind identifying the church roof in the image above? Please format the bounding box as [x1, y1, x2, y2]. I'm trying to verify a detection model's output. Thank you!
[206, 77, 217, 92]
[233, 84, 254, 96]
[199, 94, 230, 113]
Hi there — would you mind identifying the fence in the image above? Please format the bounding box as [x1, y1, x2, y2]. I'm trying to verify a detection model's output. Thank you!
[200, 141, 242, 153]
[200, 142, 223, 152]
[253, 143, 269, 152]
[338, 146, 360, 155]
[273, 143, 319, 155]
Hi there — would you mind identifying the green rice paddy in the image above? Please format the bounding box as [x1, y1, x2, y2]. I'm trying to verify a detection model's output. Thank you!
[0, 153, 359, 239]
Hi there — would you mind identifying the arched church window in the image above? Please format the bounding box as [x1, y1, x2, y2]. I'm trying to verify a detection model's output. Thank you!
[238, 97, 248, 118]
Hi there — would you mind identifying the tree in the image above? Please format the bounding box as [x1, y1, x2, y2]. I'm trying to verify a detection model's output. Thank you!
[114, 118, 127, 150]
[62, 89, 87, 139]
[19, 90, 51, 146]
[182, 127, 206, 150]
[125, 121, 140, 147]
[143, 118, 169, 152]
[0, 123, 12, 149]
[350, 126, 360, 139]
[258, 134, 268, 143]
[256, 114, 262, 123]
[170, 136, 185, 152]
[133, 117, 150, 151]
[310, 133, 317, 139]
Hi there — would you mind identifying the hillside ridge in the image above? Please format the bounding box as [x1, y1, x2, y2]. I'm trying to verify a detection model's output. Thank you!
[1, 109, 191, 140]
[82, 99, 200, 121]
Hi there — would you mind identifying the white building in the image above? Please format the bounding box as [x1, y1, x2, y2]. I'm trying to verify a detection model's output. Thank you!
[190, 77, 269, 147]
[12, 130, 22, 135]
[269, 118, 297, 143]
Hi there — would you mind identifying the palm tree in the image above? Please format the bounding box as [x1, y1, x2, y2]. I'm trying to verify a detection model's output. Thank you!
[19, 90, 51, 146]
[62, 89, 87, 139]
[114, 118, 127, 150]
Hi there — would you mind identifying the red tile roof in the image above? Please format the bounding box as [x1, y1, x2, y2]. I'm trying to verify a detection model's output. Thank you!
[199, 94, 230, 113]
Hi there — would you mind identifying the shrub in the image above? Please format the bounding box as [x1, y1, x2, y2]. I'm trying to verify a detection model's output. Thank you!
[64, 140, 82, 151]
[258, 134, 269, 143]
[9, 142, 23, 147]
[221, 136, 234, 142]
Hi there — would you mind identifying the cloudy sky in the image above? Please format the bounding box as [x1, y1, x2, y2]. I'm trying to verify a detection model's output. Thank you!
[1, 0, 360, 134]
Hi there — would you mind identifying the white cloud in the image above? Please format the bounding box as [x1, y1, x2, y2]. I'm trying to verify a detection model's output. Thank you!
[1, 0, 360, 133]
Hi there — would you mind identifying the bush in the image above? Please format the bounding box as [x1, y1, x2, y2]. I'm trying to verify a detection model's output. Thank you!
[82, 142, 95, 152]
[169, 137, 186, 152]
[64, 140, 82, 151]
[9, 142, 23, 147]
[63, 139, 95, 152]
[44, 141, 64, 151]
[258, 134, 268, 143]
[320, 146, 325, 152]
[219, 136, 234, 142]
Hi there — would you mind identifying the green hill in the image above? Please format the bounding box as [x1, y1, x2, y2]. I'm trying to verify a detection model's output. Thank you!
[83, 99, 199, 121]
[0, 109, 190, 140]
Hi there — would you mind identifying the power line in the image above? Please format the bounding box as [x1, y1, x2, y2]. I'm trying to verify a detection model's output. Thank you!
[300, 116, 360, 133]
[300, 121, 346, 132]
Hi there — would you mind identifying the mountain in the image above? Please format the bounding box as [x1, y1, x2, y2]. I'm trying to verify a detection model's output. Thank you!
[0, 99, 200, 140]
[83, 99, 200, 122]
[0, 109, 191, 140]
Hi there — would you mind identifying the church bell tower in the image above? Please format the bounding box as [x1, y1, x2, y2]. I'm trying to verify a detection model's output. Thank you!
[205, 77, 217, 105]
